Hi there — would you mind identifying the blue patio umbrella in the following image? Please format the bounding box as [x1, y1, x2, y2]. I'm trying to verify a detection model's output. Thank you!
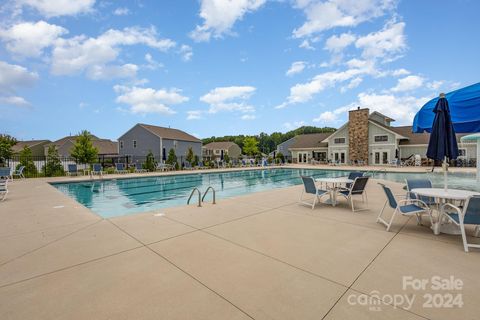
[413, 82, 480, 186]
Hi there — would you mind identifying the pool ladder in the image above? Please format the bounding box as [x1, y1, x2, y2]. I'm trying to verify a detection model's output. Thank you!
[187, 186, 216, 207]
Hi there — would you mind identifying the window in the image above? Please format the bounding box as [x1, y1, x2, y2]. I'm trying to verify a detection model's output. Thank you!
[119, 141, 123, 149]
[458, 148, 467, 157]
[334, 137, 345, 144]
[374, 135, 389, 142]
[173, 140, 177, 148]
[133, 140, 137, 148]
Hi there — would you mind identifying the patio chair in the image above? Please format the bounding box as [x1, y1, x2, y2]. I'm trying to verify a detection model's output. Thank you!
[135, 163, 147, 173]
[196, 161, 207, 170]
[344, 171, 363, 189]
[66, 164, 78, 176]
[91, 163, 103, 177]
[441, 196, 480, 252]
[377, 183, 432, 232]
[13, 166, 25, 179]
[0, 179, 8, 201]
[115, 163, 127, 174]
[241, 159, 247, 167]
[299, 176, 330, 209]
[337, 176, 369, 212]
[183, 161, 194, 170]
[0, 167, 12, 181]
[405, 179, 437, 208]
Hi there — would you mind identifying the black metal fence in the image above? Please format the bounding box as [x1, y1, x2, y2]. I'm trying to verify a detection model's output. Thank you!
[1, 155, 194, 178]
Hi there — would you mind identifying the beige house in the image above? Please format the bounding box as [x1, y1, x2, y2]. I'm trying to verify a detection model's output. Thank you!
[45, 135, 118, 158]
[290, 108, 476, 165]
[289, 133, 332, 164]
[12, 140, 51, 157]
[203, 141, 242, 161]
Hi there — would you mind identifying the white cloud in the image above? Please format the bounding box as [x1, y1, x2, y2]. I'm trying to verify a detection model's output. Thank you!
[17, 0, 96, 17]
[114, 85, 188, 114]
[51, 26, 176, 78]
[286, 61, 306, 76]
[426, 80, 444, 91]
[190, 0, 266, 42]
[355, 21, 406, 61]
[241, 114, 256, 120]
[284, 121, 306, 130]
[299, 39, 315, 50]
[293, 0, 396, 38]
[313, 105, 350, 122]
[0, 21, 67, 58]
[0, 95, 30, 107]
[186, 110, 203, 120]
[144, 53, 163, 70]
[324, 33, 356, 52]
[86, 64, 138, 80]
[200, 85, 256, 114]
[391, 68, 410, 76]
[0, 61, 38, 107]
[179, 45, 193, 61]
[340, 77, 363, 92]
[391, 75, 424, 92]
[113, 7, 130, 16]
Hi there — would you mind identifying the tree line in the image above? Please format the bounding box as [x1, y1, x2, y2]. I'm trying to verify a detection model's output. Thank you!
[202, 126, 336, 155]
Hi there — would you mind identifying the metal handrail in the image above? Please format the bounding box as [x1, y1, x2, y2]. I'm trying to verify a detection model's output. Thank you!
[187, 188, 202, 207]
[202, 186, 216, 204]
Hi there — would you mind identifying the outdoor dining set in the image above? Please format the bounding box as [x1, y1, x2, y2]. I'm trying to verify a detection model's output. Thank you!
[300, 171, 480, 253]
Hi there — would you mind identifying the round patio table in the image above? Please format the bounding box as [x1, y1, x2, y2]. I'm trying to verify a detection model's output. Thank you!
[315, 177, 353, 206]
[411, 188, 480, 235]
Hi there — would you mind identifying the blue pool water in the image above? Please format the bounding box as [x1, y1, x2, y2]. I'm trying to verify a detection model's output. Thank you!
[52, 168, 480, 218]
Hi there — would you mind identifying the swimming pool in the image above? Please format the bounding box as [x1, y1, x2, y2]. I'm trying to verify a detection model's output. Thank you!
[52, 168, 480, 218]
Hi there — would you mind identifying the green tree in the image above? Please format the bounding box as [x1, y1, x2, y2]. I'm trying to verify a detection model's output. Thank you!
[185, 147, 194, 164]
[243, 137, 259, 156]
[17, 146, 37, 176]
[276, 152, 285, 164]
[0, 134, 17, 164]
[45, 145, 64, 176]
[223, 153, 230, 166]
[193, 155, 199, 166]
[144, 150, 156, 172]
[166, 148, 177, 169]
[70, 130, 98, 165]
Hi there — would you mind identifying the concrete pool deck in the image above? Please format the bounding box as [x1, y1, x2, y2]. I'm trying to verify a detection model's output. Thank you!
[1, 167, 480, 319]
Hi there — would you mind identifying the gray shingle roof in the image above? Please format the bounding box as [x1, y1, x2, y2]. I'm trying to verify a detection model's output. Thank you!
[139, 124, 201, 142]
[289, 133, 332, 149]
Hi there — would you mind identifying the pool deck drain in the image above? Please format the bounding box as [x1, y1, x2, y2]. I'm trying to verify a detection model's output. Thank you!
[1, 166, 480, 319]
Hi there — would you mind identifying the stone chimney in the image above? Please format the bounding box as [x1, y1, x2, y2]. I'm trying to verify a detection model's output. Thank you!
[349, 107, 369, 163]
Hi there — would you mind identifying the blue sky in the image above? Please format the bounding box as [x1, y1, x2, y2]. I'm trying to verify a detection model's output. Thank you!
[0, 0, 479, 141]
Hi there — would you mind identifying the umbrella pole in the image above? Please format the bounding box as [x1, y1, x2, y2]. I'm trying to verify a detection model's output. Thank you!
[443, 156, 448, 191]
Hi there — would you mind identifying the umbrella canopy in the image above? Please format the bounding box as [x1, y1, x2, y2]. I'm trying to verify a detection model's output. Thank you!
[413, 82, 480, 133]
[426, 96, 459, 161]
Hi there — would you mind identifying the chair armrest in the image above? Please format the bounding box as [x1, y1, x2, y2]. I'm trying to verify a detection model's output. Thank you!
[397, 198, 429, 209]
[441, 203, 463, 216]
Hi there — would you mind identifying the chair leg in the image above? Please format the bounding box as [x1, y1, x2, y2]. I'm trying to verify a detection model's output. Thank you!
[386, 209, 398, 232]
[350, 196, 355, 212]
[311, 195, 317, 210]
[459, 221, 469, 252]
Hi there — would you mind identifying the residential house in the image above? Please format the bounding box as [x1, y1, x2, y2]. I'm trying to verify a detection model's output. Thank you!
[118, 123, 202, 163]
[289, 133, 332, 164]
[203, 141, 241, 161]
[290, 108, 476, 165]
[13, 140, 51, 157]
[275, 137, 296, 162]
[45, 135, 118, 158]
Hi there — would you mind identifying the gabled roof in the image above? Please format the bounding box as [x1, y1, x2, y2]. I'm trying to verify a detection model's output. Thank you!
[47, 135, 117, 155]
[289, 132, 332, 149]
[391, 126, 472, 145]
[369, 119, 408, 139]
[203, 141, 238, 150]
[138, 124, 201, 142]
[12, 140, 50, 152]
[48, 135, 99, 147]
[369, 111, 395, 122]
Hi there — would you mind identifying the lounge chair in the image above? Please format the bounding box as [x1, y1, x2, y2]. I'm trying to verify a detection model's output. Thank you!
[13, 166, 25, 179]
[299, 176, 330, 209]
[91, 163, 103, 177]
[183, 161, 194, 170]
[0, 179, 8, 201]
[135, 163, 147, 173]
[249, 159, 255, 167]
[196, 161, 207, 170]
[344, 171, 363, 190]
[115, 163, 127, 174]
[441, 196, 480, 252]
[66, 164, 78, 176]
[337, 176, 369, 212]
[377, 183, 432, 232]
[241, 159, 247, 167]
